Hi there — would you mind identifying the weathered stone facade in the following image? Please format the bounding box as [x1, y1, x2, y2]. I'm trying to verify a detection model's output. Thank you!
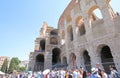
[28, 0, 120, 73]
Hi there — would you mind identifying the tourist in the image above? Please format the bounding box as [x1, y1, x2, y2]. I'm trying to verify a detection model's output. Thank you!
[90, 67, 101, 78]
[96, 63, 102, 77]
[68, 69, 73, 78]
[60, 68, 66, 78]
[45, 72, 50, 78]
[37, 71, 41, 78]
[83, 70, 87, 78]
[50, 69, 56, 78]
[65, 70, 69, 78]
[73, 69, 77, 78]
[109, 65, 120, 78]
[101, 69, 108, 78]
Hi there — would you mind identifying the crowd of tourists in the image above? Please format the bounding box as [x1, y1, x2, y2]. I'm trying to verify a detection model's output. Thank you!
[29, 64, 119, 78]
[3, 63, 120, 78]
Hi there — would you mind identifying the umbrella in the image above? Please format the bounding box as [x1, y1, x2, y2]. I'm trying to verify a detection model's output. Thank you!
[0, 71, 5, 75]
[43, 69, 50, 75]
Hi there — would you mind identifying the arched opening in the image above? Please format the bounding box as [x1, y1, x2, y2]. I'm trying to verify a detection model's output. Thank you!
[83, 50, 91, 72]
[52, 48, 61, 65]
[79, 23, 86, 36]
[93, 9, 103, 19]
[40, 39, 45, 51]
[50, 37, 58, 44]
[88, 6, 103, 27]
[69, 53, 76, 69]
[61, 30, 65, 45]
[66, 15, 72, 23]
[76, 16, 86, 36]
[100, 46, 115, 74]
[50, 29, 58, 35]
[35, 54, 44, 71]
[67, 26, 73, 41]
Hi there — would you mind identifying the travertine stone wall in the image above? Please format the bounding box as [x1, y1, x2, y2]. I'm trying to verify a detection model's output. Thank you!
[29, 0, 120, 73]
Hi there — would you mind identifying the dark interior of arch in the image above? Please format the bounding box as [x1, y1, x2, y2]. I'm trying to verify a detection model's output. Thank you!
[36, 54, 44, 62]
[79, 23, 86, 36]
[70, 28, 73, 41]
[101, 46, 115, 74]
[50, 30, 58, 35]
[71, 53, 76, 61]
[83, 50, 91, 72]
[101, 46, 113, 62]
[50, 37, 58, 44]
[52, 48, 61, 65]
[40, 39, 45, 50]
[83, 51, 91, 64]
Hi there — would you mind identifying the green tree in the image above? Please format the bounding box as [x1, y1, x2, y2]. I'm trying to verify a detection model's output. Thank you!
[8, 58, 15, 74]
[18, 66, 26, 72]
[12, 57, 20, 65]
[1, 58, 8, 73]
[8, 57, 20, 74]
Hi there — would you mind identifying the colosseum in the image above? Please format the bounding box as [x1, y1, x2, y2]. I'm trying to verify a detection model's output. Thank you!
[28, 0, 120, 73]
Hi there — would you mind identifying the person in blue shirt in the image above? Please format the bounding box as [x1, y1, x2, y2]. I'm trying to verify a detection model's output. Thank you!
[73, 69, 77, 78]
[37, 71, 41, 78]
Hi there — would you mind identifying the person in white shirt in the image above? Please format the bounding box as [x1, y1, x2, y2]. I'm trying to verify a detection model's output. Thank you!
[60, 68, 66, 78]
[101, 69, 108, 78]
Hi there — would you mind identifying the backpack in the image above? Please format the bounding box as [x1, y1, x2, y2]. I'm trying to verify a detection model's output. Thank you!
[113, 70, 120, 78]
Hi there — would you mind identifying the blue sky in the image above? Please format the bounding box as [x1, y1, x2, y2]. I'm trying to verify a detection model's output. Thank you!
[0, 0, 120, 61]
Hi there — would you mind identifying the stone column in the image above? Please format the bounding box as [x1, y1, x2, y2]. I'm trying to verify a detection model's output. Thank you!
[88, 45, 102, 68]
[71, 9, 79, 49]
[64, 19, 70, 62]
[76, 52, 81, 69]
[67, 55, 70, 69]
[44, 33, 52, 69]
[82, 12, 94, 42]
[79, 0, 90, 35]
[98, 1, 115, 33]
[30, 59, 35, 71]
[44, 52, 52, 69]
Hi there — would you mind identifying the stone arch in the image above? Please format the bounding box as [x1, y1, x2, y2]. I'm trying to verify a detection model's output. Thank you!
[61, 30, 65, 45]
[75, 16, 86, 36]
[66, 15, 72, 23]
[83, 50, 91, 72]
[75, 16, 82, 26]
[52, 48, 61, 65]
[50, 37, 58, 44]
[35, 54, 44, 71]
[88, 5, 103, 27]
[69, 53, 76, 69]
[67, 25, 73, 41]
[50, 29, 58, 35]
[40, 39, 45, 51]
[97, 44, 115, 74]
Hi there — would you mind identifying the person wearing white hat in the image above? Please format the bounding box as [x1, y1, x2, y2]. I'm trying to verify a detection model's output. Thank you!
[90, 68, 101, 78]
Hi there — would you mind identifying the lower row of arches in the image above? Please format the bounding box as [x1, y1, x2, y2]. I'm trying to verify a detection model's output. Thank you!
[33, 45, 117, 74]
[67, 45, 115, 74]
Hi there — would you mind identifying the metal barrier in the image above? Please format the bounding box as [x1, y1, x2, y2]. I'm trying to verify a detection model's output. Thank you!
[34, 62, 44, 71]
